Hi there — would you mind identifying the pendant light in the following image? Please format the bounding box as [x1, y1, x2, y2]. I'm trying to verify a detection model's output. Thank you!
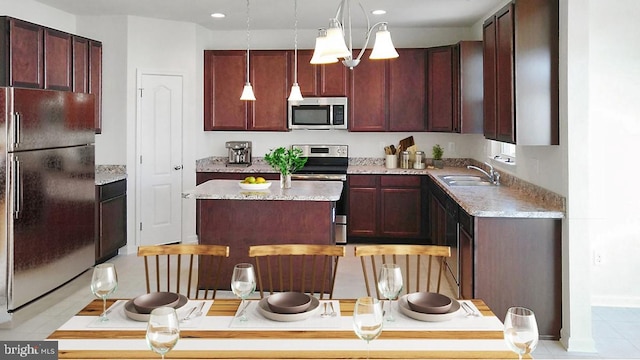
[240, 0, 256, 101]
[288, 0, 303, 102]
[310, 29, 339, 64]
[311, 0, 398, 69]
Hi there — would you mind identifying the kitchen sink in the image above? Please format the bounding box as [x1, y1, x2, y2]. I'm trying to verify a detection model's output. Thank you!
[447, 180, 493, 186]
[438, 175, 493, 187]
[441, 175, 484, 181]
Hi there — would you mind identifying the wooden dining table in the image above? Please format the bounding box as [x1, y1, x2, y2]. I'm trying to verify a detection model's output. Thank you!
[47, 298, 526, 359]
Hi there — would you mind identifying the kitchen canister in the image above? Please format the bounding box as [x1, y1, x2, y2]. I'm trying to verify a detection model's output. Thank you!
[400, 151, 410, 169]
[413, 151, 426, 169]
[385, 154, 397, 169]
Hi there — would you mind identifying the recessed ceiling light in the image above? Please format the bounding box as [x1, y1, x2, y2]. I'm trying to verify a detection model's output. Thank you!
[371, 9, 386, 15]
[211, 13, 226, 18]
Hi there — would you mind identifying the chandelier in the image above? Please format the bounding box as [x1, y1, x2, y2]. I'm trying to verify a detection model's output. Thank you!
[311, 0, 399, 69]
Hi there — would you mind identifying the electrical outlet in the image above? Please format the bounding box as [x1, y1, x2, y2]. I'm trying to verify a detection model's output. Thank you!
[448, 142, 455, 154]
[593, 251, 603, 265]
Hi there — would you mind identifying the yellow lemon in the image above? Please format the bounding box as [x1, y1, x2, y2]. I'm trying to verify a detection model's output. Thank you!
[255, 177, 266, 183]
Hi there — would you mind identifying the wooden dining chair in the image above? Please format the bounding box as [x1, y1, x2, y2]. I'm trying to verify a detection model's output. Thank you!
[354, 244, 452, 299]
[248, 244, 346, 299]
[137, 244, 229, 299]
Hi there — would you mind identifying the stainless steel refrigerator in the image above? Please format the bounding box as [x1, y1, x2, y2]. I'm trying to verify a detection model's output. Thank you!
[0, 87, 95, 322]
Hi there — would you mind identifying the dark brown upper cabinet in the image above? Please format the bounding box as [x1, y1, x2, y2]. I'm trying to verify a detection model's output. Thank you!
[44, 28, 73, 91]
[427, 42, 483, 134]
[73, 36, 90, 93]
[389, 48, 426, 132]
[350, 49, 427, 132]
[349, 51, 388, 132]
[426, 46, 455, 132]
[289, 50, 348, 97]
[0, 17, 44, 88]
[89, 40, 103, 134]
[204, 50, 288, 131]
[249, 51, 289, 131]
[483, 0, 559, 145]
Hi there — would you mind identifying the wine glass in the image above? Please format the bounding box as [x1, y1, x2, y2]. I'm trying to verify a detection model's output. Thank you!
[503, 306, 539, 360]
[352, 297, 384, 359]
[90, 263, 118, 322]
[377, 263, 403, 322]
[146, 307, 180, 359]
[231, 263, 256, 322]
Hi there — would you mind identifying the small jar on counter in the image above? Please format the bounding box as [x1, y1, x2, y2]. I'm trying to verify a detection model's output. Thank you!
[400, 151, 410, 169]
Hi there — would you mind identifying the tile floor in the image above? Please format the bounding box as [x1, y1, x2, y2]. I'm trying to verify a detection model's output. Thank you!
[1, 244, 639, 359]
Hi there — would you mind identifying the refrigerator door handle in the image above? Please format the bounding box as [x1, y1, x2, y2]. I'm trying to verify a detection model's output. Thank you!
[13, 112, 21, 148]
[13, 156, 21, 220]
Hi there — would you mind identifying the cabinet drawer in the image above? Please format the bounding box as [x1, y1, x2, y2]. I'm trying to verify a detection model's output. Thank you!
[458, 208, 474, 237]
[380, 175, 421, 187]
[98, 179, 126, 200]
[349, 175, 377, 187]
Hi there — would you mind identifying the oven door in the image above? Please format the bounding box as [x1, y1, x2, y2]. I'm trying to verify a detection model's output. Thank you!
[291, 174, 347, 244]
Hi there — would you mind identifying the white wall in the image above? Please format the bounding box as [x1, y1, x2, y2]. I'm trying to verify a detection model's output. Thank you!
[76, 16, 129, 165]
[587, 0, 640, 307]
[0, 0, 75, 33]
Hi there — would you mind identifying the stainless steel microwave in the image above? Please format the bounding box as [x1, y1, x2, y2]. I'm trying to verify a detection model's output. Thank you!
[288, 97, 348, 130]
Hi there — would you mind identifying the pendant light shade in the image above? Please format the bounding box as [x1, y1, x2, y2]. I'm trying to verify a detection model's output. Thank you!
[240, 0, 255, 101]
[322, 19, 351, 59]
[288, 83, 303, 101]
[369, 24, 399, 59]
[240, 83, 256, 101]
[310, 29, 339, 64]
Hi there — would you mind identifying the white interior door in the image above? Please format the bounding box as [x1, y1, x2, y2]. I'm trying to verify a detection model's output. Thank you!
[138, 73, 183, 246]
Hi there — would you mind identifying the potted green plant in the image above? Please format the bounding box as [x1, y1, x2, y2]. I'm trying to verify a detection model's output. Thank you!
[432, 144, 444, 169]
[264, 147, 308, 188]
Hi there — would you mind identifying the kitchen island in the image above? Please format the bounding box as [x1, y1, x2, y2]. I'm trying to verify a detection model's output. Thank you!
[183, 179, 343, 291]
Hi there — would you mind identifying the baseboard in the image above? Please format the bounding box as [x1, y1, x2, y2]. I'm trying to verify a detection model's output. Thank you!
[182, 234, 199, 244]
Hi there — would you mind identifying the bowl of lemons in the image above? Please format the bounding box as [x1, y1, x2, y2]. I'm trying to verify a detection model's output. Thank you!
[238, 176, 272, 190]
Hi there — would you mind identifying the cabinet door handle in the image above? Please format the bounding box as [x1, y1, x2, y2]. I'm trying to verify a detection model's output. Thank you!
[174, 165, 183, 170]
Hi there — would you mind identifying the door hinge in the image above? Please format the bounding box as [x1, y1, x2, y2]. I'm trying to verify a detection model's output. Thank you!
[139, 222, 143, 231]
[138, 88, 144, 97]
[140, 155, 142, 164]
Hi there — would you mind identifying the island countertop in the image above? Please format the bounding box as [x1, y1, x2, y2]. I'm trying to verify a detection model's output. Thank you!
[183, 179, 343, 201]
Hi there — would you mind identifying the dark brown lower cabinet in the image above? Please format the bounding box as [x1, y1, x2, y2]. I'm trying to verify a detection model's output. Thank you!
[474, 217, 561, 340]
[426, 175, 561, 340]
[348, 175, 425, 242]
[96, 179, 127, 263]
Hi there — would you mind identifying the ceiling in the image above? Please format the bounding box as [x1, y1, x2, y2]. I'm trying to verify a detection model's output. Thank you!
[32, 0, 504, 31]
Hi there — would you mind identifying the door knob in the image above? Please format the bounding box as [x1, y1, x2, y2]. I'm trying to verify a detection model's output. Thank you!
[174, 165, 183, 170]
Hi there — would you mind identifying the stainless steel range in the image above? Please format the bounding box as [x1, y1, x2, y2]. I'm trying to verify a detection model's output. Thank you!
[291, 145, 348, 244]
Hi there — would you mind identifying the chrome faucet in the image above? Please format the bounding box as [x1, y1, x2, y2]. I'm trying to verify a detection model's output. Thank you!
[467, 162, 500, 185]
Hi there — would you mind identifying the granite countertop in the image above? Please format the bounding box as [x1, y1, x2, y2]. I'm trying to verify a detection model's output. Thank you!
[348, 164, 564, 219]
[183, 179, 343, 201]
[196, 156, 564, 219]
[95, 165, 127, 185]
